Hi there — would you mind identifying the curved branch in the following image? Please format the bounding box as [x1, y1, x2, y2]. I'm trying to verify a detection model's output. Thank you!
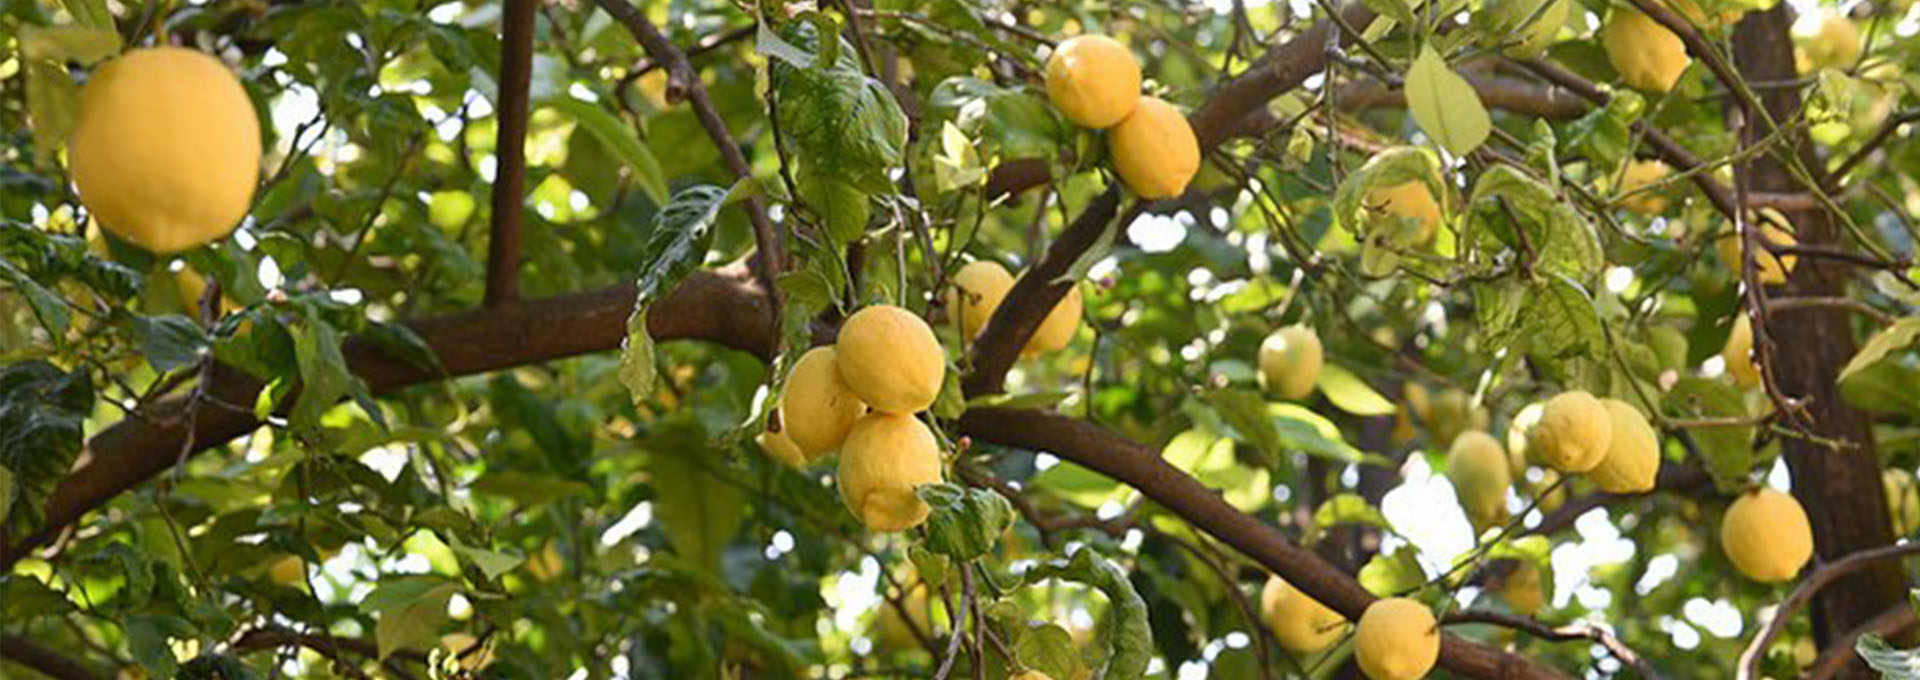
[1804, 605, 1918, 680]
[0, 635, 104, 680]
[956, 407, 1571, 680]
[1444, 610, 1661, 679]
[1737, 541, 1920, 680]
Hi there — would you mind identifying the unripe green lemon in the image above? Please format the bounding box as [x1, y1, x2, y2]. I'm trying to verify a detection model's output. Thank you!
[1108, 96, 1200, 199]
[1528, 391, 1613, 473]
[837, 305, 947, 414]
[1503, 562, 1547, 616]
[1257, 325, 1323, 401]
[757, 430, 810, 468]
[1602, 9, 1691, 92]
[1045, 35, 1142, 129]
[1355, 598, 1441, 680]
[1260, 575, 1348, 653]
[1885, 469, 1920, 537]
[1715, 217, 1798, 285]
[1365, 180, 1443, 245]
[1023, 275, 1085, 355]
[945, 260, 1015, 340]
[1588, 399, 1660, 493]
[1447, 430, 1512, 532]
[781, 346, 868, 457]
[70, 47, 262, 254]
[1720, 487, 1813, 583]
[838, 413, 944, 531]
[1722, 314, 1759, 387]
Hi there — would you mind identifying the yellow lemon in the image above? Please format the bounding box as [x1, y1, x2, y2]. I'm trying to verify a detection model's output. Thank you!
[1602, 9, 1691, 92]
[838, 413, 944, 531]
[69, 47, 262, 254]
[1366, 180, 1443, 245]
[1506, 401, 1545, 478]
[1429, 388, 1489, 450]
[1588, 399, 1661, 493]
[1403, 382, 1433, 424]
[1616, 160, 1672, 214]
[1260, 575, 1348, 653]
[1804, 15, 1861, 71]
[1715, 217, 1798, 285]
[267, 556, 305, 586]
[945, 260, 1015, 340]
[1023, 274, 1085, 355]
[1503, 562, 1547, 616]
[1011, 672, 1054, 680]
[757, 430, 810, 468]
[1108, 96, 1201, 200]
[780, 346, 868, 457]
[836, 305, 947, 414]
[1045, 35, 1142, 129]
[1447, 430, 1512, 532]
[1355, 598, 1441, 680]
[1257, 325, 1324, 401]
[1720, 487, 1814, 583]
[1528, 391, 1613, 473]
[527, 542, 564, 581]
[1722, 314, 1760, 386]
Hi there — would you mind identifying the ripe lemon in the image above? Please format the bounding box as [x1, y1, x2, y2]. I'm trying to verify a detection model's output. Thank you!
[1261, 575, 1349, 653]
[69, 47, 262, 254]
[1616, 160, 1672, 215]
[1885, 468, 1920, 537]
[1355, 598, 1441, 680]
[1602, 9, 1691, 92]
[757, 430, 809, 467]
[781, 346, 868, 457]
[1365, 180, 1443, 245]
[1044, 35, 1142, 129]
[1720, 487, 1813, 582]
[1502, 562, 1547, 616]
[1588, 399, 1660, 493]
[1715, 217, 1798, 285]
[1528, 391, 1613, 473]
[1022, 274, 1085, 355]
[1804, 15, 1861, 71]
[945, 260, 1015, 340]
[1721, 314, 1759, 386]
[1447, 430, 1512, 532]
[838, 413, 944, 532]
[1506, 401, 1545, 477]
[1108, 96, 1200, 200]
[1429, 388, 1489, 450]
[1257, 325, 1323, 401]
[267, 556, 306, 585]
[836, 305, 947, 414]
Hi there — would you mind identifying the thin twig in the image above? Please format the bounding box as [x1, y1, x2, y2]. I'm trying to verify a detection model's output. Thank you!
[1444, 610, 1661, 679]
[1736, 541, 1920, 680]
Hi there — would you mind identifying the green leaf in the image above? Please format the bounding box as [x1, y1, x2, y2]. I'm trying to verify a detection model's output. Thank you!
[1839, 317, 1920, 383]
[124, 313, 210, 372]
[1317, 364, 1396, 416]
[796, 171, 871, 246]
[1014, 622, 1085, 680]
[918, 482, 1014, 561]
[1405, 47, 1491, 156]
[19, 25, 121, 64]
[25, 60, 80, 163]
[470, 470, 590, 506]
[646, 421, 746, 571]
[930, 367, 967, 420]
[372, 582, 457, 659]
[619, 184, 729, 407]
[1523, 275, 1606, 371]
[0, 361, 93, 538]
[1314, 493, 1391, 531]
[448, 539, 524, 580]
[1202, 389, 1286, 469]
[126, 614, 194, 677]
[543, 96, 669, 206]
[755, 21, 818, 69]
[1024, 550, 1151, 680]
[62, 0, 116, 30]
[1856, 634, 1920, 678]
[770, 21, 907, 194]
[0, 575, 75, 620]
[1359, 545, 1427, 596]
[1466, 165, 1604, 282]
[1840, 359, 1920, 415]
[0, 258, 71, 337]
[1664, 377, 1754, 492]
[289, 311, 358, 432]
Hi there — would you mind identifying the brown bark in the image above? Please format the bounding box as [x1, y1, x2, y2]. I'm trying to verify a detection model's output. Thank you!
[1730, 5, 1908, 666]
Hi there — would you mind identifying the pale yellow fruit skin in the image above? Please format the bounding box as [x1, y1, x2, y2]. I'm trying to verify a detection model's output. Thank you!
[1720, 487, 1813, 583]
[70, 47, 262, 254]
[1448, 431, 1512, 532]
[267, 556, 305, 586]
[757, 430, 810, 468]
[1588, 399, 1660, 493]
[1506, 402, 1545, 478]
[1503, 563, 1546, 616]
[1260, 575, 1348, 653]
[1885, 469, 1920, 537]
[1366, 181, 1442, 245]
[1258, 325, 1323, 401]
[1617, 160, 1671, 215]
[1355, 598, 1440, 680]
[1108, 96, 1200, 200]
[838, 413, 944, 532]
[1533, 469, 1567, 512]
[945, 260, 1015, 340]
[836, 305, 947, 414]
[1716, 219, 1798, 285]
[781, 347, 867, 456]
[1024, 279, 1084, 355]
[1804, 16, 1861, 71]
[1428, 388, 1488, 450]
[1528, 391, 1613, 473]
[1722, 314, 1760, 386]
[527, 542, 564, 581]
[1602, 10, 1691, 92]
[1045, 35, 1142, 129]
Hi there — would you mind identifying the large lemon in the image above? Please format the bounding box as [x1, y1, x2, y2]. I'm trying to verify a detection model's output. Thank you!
[945, 260, 1015, 340]
[1355, 598, 1441, 680]
[70, 47, 262, 254]
[838, 413, 944, 532]
[1365, 180, 1443, 245]
[1044, 35, 1142, 129]
[1720, 487, 1814, 583]
[836, 305, 947, 414]
[781, 346, 868, 457]
[1108, 96, 1200, 200]
[1715, 217, 1798, 285]
[1022, 274, 1085, 355]
[1527, 391, 1613, 473]
[1257, 325, 1323, 401]
[1721, 314, 1759, 386]
[1602, 9, 1691, 92]
[1447, 430, 1512, 532]
[1588, 399, 1660, 493]
[1260, 575, 1348, 653]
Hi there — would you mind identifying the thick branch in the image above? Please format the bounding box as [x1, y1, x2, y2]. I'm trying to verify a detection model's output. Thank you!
[956, 407, 1571, 680]
[0, 635, 103, 680]
[484, 0, 537, 307]
[1337, 73, 1587, 119]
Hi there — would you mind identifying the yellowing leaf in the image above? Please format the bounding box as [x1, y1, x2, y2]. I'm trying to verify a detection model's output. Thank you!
[1405, 48, 1491, 156]
[1318, 364, 1396, 416]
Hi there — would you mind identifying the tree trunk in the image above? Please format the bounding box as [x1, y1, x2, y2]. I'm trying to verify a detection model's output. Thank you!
[1730, 5, 1909, 669]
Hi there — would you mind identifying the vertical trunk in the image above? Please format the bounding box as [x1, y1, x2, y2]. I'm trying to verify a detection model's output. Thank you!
[1730, 5, 1909, 666]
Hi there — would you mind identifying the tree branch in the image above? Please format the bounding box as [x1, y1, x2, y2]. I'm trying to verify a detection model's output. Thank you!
[1444, 610, 1661, 679]
[1526, 460, 1709, 538]
[1830, 109, 1920, 184]
[0, 635, 103, 680]
[1804, 605, 1917, 680]
[1336, 73, 1588, 119]
[484, 0, 537, 307]
[1737, 541, 1920, 680]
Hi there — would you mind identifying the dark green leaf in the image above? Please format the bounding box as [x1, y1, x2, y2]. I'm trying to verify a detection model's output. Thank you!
[1023, 550, 1151, 680]
[620, 184, 729, 406]
[0, 361, 92, 537]
[918, 482, 1013, 561]
[124, 313, 210, 372]
[544, 96, 669, 205]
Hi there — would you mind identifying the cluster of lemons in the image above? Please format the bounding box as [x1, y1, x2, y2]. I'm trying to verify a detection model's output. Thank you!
[1042, 35, 1201, 200]
[1259, 575, 1444, 680]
